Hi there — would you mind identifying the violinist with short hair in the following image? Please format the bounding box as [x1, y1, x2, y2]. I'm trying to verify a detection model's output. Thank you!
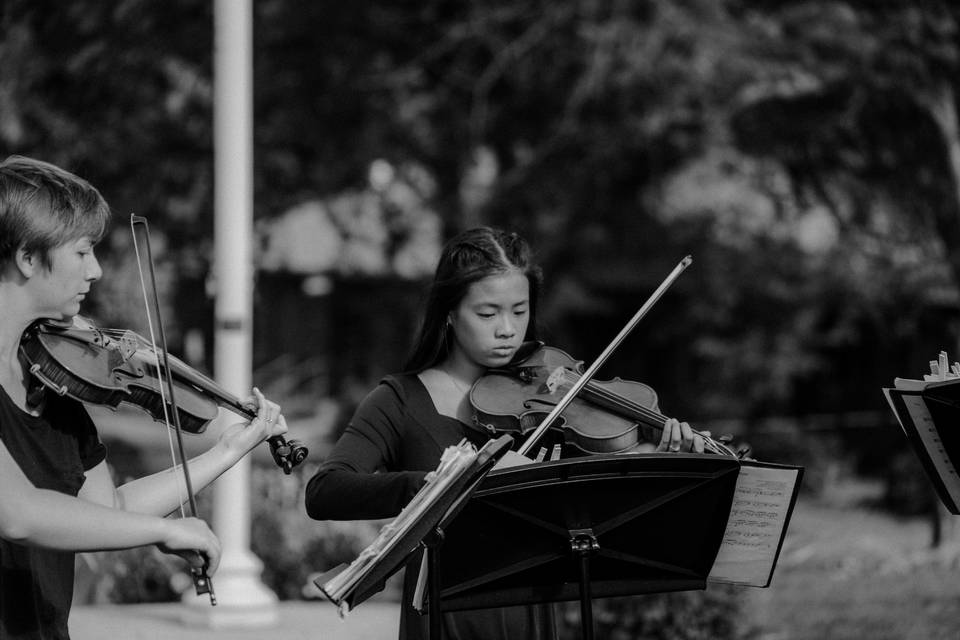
[0, 155, 288, 640]
[304, 226, 703, 640]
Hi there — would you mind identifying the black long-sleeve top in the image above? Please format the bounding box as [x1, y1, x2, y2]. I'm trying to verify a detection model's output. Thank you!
[304, 373, 556, 640]
[305, 374, 488, 520]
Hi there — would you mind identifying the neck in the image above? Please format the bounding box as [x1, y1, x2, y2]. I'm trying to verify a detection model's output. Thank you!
[440, 351, 485, 384]
[0, 289, 39, 369]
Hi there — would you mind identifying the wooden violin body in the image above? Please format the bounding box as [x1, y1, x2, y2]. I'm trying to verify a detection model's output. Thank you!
[19, 318, 308, 473]
[21, 320, 220, 433]
[470, 344, 662, 455]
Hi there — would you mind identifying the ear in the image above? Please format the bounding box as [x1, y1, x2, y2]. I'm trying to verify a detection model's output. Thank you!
[14, 246, 38, 278]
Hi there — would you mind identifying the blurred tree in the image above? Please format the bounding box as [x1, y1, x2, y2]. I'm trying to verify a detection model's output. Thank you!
[729, 1, 960, 335]
[718, 0, 960, 536]
[3, 0, 956, 603]
[0, 0, 214, 341]
[1, 0, 954, 475]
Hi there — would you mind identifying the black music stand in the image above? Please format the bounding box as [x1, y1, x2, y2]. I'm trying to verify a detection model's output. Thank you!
[429, 453, 742, 640]
[885, 378, 960, 513]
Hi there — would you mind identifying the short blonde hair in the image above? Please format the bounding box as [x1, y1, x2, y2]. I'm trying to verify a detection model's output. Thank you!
[0, 155, 110, 269]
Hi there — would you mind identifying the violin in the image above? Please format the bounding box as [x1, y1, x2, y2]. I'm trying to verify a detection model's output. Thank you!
[19, 318, 309, 474]
[470, 342, 732, 457]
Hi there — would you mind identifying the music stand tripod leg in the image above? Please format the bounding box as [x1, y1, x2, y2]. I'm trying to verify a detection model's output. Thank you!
[423, 528, 445, 640]
[571, 528, 599, 640]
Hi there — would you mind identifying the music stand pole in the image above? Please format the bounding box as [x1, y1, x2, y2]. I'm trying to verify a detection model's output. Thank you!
[571, 529, 599, 640]
[424, 529, 445, 640]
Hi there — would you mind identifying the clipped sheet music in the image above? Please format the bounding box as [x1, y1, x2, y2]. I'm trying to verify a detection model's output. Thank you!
[318, 441, 480, 615]
[708, 461, 802, 587]
[316, 435, 512, 617]
[883, 379, 960, 514]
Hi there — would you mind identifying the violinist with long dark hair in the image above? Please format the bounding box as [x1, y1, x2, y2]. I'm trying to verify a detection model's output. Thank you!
[0, 155, 289, 640]
[304, 226, 704, 640]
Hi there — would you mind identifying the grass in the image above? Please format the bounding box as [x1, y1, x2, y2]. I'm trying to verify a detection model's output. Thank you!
[741, 480, 960, 640]
[89, 406, 960, 639]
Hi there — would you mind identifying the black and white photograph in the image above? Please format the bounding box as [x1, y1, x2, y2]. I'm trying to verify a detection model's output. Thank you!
[1, 2, 958, 639]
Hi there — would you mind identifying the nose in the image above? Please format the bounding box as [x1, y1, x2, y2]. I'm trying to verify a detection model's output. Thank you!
[495, 313, 517, 339]
[87, 254, 103, 282]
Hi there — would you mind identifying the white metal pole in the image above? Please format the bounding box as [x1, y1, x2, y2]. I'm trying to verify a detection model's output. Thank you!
[183, 0, 278, 627]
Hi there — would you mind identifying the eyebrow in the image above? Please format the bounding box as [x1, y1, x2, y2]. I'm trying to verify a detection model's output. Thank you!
[473, 300, 529, 309]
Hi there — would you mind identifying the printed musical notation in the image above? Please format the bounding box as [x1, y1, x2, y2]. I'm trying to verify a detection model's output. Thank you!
[708, 462, 802, 587]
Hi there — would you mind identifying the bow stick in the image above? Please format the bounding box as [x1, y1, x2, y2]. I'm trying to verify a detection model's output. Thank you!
[516, 255, 733, 458]
[130, 214, 217, 605]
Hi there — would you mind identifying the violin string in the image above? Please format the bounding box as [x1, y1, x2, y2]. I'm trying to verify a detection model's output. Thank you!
[559, 370, 734, 456]
[97, 327, 165, 368]
[557, 369, 668, 427]
[563, 371, 731, 454]
[95, 327, 247, 417]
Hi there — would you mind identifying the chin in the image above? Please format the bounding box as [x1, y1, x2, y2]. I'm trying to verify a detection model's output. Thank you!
[485, 353, 515, 368]
[54, 306, 80, 320]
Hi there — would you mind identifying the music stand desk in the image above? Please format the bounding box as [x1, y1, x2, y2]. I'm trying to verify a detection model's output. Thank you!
[432, 453, 740, 638]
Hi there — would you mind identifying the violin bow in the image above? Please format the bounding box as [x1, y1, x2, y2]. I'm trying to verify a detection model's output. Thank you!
[130, 214, 217, 605]
[516, 255, 731, 458]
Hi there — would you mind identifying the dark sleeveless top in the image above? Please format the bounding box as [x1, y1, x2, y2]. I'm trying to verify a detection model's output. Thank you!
[0, 384, 106, 640]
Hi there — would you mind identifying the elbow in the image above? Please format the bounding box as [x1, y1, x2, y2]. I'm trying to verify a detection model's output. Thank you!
[0, 523, 29, 545]
[0, 504, 37, 544]
[303, 471, 332, 520]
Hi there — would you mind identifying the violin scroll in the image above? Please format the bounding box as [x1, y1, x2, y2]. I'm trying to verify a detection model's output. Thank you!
[268, 435, 309, 474]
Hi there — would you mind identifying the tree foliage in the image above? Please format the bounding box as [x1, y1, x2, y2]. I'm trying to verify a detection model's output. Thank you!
[1, 0, 956, 464]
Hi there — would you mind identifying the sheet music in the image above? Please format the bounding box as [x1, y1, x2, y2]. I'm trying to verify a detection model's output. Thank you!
[319, 441, 480, 616]
[708, 463, 800, 587]
[883, 387, 960, 508]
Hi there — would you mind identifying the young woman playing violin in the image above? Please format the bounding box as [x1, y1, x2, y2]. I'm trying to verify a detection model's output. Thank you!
[305, 226, 705, 640]
[0, 155, 289, 640]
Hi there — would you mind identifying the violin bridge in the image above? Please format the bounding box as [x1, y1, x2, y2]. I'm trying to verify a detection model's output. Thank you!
[118, 331, 139, 362]
[545, 366, 565, 394]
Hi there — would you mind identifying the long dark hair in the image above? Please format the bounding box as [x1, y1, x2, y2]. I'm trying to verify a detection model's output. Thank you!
[404, 227, 543, 372]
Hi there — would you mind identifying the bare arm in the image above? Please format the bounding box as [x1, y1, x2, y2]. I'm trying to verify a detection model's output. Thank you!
[108, 389, 287, 517]
[0, 438, 220, 571]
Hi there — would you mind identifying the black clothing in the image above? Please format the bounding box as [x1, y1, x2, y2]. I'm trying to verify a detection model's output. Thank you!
[0, 385, 106, 640]
[305, 373, 556, 640]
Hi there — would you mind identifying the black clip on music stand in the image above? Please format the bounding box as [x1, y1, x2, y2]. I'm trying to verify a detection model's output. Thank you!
[430, 452, 742, 640]
[315, 434, 515, 637]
